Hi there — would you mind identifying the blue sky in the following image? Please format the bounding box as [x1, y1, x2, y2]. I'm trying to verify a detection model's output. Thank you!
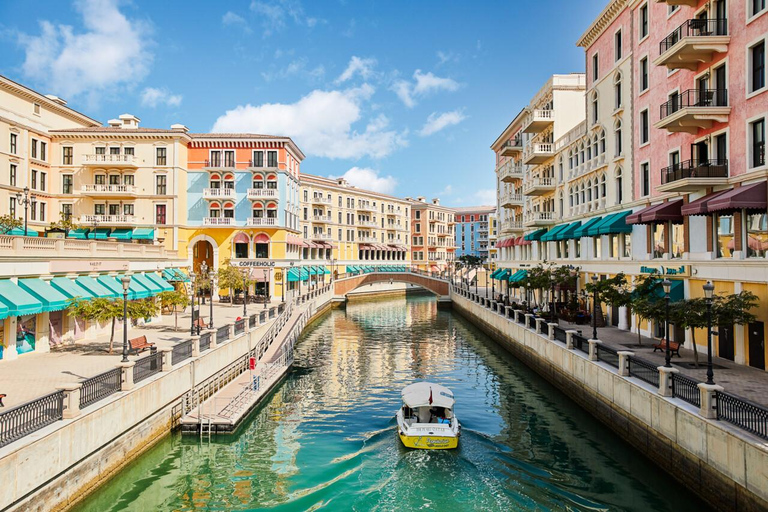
[0, 0, 606, 204]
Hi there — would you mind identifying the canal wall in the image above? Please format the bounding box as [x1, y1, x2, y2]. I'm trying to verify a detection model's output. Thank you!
[0, 292, 336, 512]
[451, 291, 768, 512]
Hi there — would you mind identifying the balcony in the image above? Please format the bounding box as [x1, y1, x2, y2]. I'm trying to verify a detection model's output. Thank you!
[79, 214, 137, 225]
[523, 177, 556, 196]
[657, 159, 729, 192]
[246, 217, 276, 226]
[655, 19, 729, 70]
[311, 195, 332, 205]
[522, 109, 554, 134]
[82, 154, 138, 167]
[313, 215, 332, 223]
[501, 219, 524, 233]
[656, 89, 730, 133]
[386, 224, 400, 231]
[498, 161, 524, 182]
[523, 143, 555, 165]
[81, 184, 138, 197]
[247, 188, 278, 199]
[499, 137, 523, 156]
[311, 233, 333, 241]
[523, 211, 557, 228]
[500, 190, 524, 207]
[654, 0, 704, 9]
[358, 220, 378, 228]
[203, 217, 235, 226]
[246, 161, 279, 171]
[358, 236, 378, 243]
[357, 203, 376, 212]
[203, 188, 236, 200]
[202, 160, 236, 171]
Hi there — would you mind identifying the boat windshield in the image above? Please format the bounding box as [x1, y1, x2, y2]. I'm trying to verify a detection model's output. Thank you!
[402, 405, 453, 425]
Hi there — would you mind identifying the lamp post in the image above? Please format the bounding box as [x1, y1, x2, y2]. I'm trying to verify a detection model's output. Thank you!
[662, 278, 672, 368]
[121, 275, 131, 362]
[208, 270, 215, 329]
[550, 275, 557, 324]
[703, 281, 715, 385]
[242, 271, 248, 317]
[189, 272, 196, 336]
[200, 261, 208, 305]
[591, 275, 598, 340]
[15, 187, 36, 237]
[474, 265, 479, 296]
[281, 267, 285, 303]
[263, 268, 269, 309]
[491, 268, 495, 301]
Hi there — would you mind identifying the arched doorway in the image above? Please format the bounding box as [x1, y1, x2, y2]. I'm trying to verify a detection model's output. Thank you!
[193, 239, 213, 272]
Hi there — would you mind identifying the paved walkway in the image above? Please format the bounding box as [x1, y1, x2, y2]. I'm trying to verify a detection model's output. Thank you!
[0, 299, 287, 408]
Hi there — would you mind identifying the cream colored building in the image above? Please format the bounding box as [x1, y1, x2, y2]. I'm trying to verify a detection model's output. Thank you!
[298, 173, 411, 276]
[408, 197, 456, 273]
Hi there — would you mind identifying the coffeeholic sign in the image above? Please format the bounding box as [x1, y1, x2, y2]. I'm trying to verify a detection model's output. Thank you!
[231, 260, 292, 268]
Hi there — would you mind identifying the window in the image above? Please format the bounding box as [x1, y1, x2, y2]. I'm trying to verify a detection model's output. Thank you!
[623, 234, 632, 258]
[156, 147, 167, 166]
[40, 172, 46, 191]
[753, 0, 767, 16]
[156, 175, 167, 195]
[615, 29, 622, 61]
[267, 151, 278, 167]
[30, 201, 36, 221]
[670, 150, 680, 170]
[95, 146, 105, 155]
[653, 223, 666, 258]
[615, 121, 623, 156]
[592, 53, 598, 82]
[641, 163, 650, 196]
[9, 197, 15, 218]
[39, 202, 45, 222]
[253, 150, 264, 167]
[95, 174, 106, 185]
[668, 5, 679, 15]
[31, 170, 37, 189]
[95, 204, 106, 215]
[123, 204, 134, 216]
[671, 223, 684, 259]
[751, 41, 765, 93]
[124, 147, 134, 156]
[62, 147, 73, 165]
[62, 175, 72, 194]
[9, 133, 16, 154]
[751, 119, 765, 168]
[31, 139, 37, 159]
[640, 57, 649, 91]
[61, 204, 72, 221]
[156, 204, 167, 225]
[109, 147, 120, 155]
[40, 142, 46, 161]
[9, 164, 16, 187]
[224, 151, 235, 167]
[746, 212, 768, 258]
[614, 74, 622, 109]
[210, 150, 221, 167]
[715, 214, 733, 258]
[591, 93, 598, 124]
[640, 110, 649, 144]
[639, 4, 648, 39]
[33, 103, 40, 115]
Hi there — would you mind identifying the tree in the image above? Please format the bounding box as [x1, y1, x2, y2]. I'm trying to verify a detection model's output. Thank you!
[0, 215, 21, 234]
[48, 213, 82, 234]
[67, 297, 159, 353]
[217, 260, 253, 306]
[584, 272, 633, 328]
[158, 290, 189, 331]
[627, 273, 664, 345]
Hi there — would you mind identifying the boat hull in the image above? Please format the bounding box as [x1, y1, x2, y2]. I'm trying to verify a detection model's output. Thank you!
[398, 432, 458, 450]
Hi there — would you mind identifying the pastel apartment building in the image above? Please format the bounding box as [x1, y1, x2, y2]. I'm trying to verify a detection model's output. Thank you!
[408, 197, 456, 273]
[453, 205, 496, 263]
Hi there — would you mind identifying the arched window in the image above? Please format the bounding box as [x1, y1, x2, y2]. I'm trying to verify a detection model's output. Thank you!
[587, 179, 593, 202]
[587, 137, 593, 160]
[252, 172, 265, 189]
[593, 134, 599, 157]
[223, 173, 235, 190]
[209, 173, 221, 189]
[579, 144, 585, 164]
[593, 179, 599, 202]
[580, 182, 586, 203]
[614, 119, 623, 157]
[591, 92, 599, 124]
[252, 201, 264, 218]
[600, 174, 607, 198]
[266, 173, 278, 190]
[568, 150, 574, 170]
[599, 130, 606, 154]
[614, 72, 622, 110]
[616, 167, 624, 204]
[569, 187, 574, 207]
[559, 192, 564, 216]
[209, 202, 221, 218]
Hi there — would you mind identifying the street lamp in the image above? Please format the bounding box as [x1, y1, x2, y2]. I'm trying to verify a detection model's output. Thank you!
[121, 276, 131, 362]
[208, 270, 215, 329]
[550, 275, 557, 324]
[491, 268, 495, 302]
[474, 265, 479, 296]
[662, 278, 672, 368]
[189, 272, 196, 336]
[15, 187, 36, 237]
[242, 271, 248, 317]
[200, 261, 208, 305]
[281, 267, 285, 303]
[703, 281, 716, 385]
[591, 275, 598, 340]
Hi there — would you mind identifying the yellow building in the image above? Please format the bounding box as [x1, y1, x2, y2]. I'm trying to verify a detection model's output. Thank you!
[408, 197, 456, 273]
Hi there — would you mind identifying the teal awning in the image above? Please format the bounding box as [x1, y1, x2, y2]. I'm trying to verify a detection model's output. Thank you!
[490, 269, 502, 279]
[96, 276, 128, 299]
[132, 228, 154, 240]
[132, 273, 161, 295]
[320, 266, 331, 275]
[17, 279, 69, 312]
[556, 221, 583, 240]
[308, 266, 319, 275]
[51, 277, 94, 300]
[87, 228, 111, 240]
[0, 301, 8, 320]
[0, 280, 43, 316]
[122, 274, 152, 299]
[145, 273, 174, 292]
[7, 228, 38, 237]
[172, 269, 190, 282]
[524, 229, 548, 241]
[77, 276, 118, 299]
[494, 269, 511, 280]
[574, 217, 603, 238]
[597, 210, 633, 235]
[287, 268, 309, 282]
[541, 224, 571, 242]
[586, 215, 614, 236]
[653, 279, 684, 303]
[67, 229, 89, 239]
[509, 269, 528, 283]
[109, 228, 132, 240]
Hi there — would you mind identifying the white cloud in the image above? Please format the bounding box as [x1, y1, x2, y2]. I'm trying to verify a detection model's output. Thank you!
[336, 56, 377, 83]
[250, 0, 321, 36]
[436, 51, 457, 67]
[211, 85, 407, 160]
[17, 0, 151, 101]
[437, 184, 453, 196]
[391, 69, 460, 108]
[473, 189, 496, 204]
[330, 167, 397, 195]
[261, 57, 325, 82]
[222, 11, 250, 32]
[140, 87, 182, 108]
[419, 110, 466, 136]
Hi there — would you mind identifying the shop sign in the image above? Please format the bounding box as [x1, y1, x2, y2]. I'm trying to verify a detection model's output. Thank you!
[233, 260, 277, 268]
[639, 265, 690, 277]
[49, 260, 129, 273]
[274, 271, 283, 281]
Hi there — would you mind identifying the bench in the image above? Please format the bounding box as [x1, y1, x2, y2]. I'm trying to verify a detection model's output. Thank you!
[653, 338, 681, 358]
[129, 335, 155, 355]
[194, 317, 207, 329]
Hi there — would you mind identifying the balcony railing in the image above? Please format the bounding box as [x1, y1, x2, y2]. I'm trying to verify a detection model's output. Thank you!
[660, 89, 728, 119]
[247, 160, 279, 169]
[247, 188, 278, 199]
[311, 196, 332, 205]
[523, 177, 556, 196]
[313, 215, 332, 223]
[358, 236, 378, 243]
[659, 18, 728, 53]
[523, 143, 555, 165]
[203, 188, 236, 199]
[81, 184, 138, 195]
[82, 154, 138, 166]
[311, 233, 332, 241]
[357, 203, 376, 211]
[498, 161, 524, 182]
[661, 159, 729, 185]
[524, 211, 556, 226]
[203, 217, 234, 226]
[358, 220, 378, 228]
[247, 217, 276, 226]
[501, 190, 524, 207]
[500, 138, 523, 156]
[204, 159, 236, 168]
[523, 109, 555, 134]
[79, 214, 136, 224]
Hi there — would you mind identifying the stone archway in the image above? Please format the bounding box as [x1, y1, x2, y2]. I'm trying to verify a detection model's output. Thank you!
[188, 234, 220, 272]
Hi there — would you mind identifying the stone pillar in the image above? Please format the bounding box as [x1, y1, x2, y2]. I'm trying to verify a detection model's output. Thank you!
[617, 351, 634, 376]
[191, 336, 201, 357]
[117, 361, 136, 391]
[514, 310, 523, 323]
[228, 324, 235, 340]
[505, 306, 513, 318]
[698, 383, 723, 419]
[207, 329, 218, 349]
[535, 317, 545, 334]
[524, 314, 534, 329]
[565, 330, 577, 350]
[658, 366, 679, 397]
[547, 323, 558, 340]
[588, 339, 601, 361]
[36, 311, 51, 353]
[617, 306, 629, 331]
[58, 383, 82, 419]
[3, 316, 18, 361]
[160, 347, 173, 371]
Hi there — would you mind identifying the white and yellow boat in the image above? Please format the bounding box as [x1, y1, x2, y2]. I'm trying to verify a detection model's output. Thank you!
[396, 382, 460, 450]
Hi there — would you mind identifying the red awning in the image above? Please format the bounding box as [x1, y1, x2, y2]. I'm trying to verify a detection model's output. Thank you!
[681, 190, 730, 216]
[627, 200, 684, 225]
[247, 269, 270, 282]
[517, 236, 531, 246]
[253, 233, 270, 243]
[708, 182, 767, 214]
[430, 265, 439, 272]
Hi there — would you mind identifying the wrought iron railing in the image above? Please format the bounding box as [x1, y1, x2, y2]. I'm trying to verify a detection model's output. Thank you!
[671, 373, 701, 407]
[596, 344, 619, 368]
[249, 314, 258, 329]
[627, 357, 660, 387]
[716, 391, 768, 440]
[660, 18, 728, 54]
[660, 89, 728, 119]
[199, 332, 212, 352]
[572, 333, 589, 354]
[0, 391, 64, 448]
[553, 326, 567, 343]
[134, 351, 162, 383]
[172, 340, 194, 366]
[234, 318, 246, 335]
[79, 368, 121, 409]
[217, 325, 230, 344]
[661, 159, 728, 184]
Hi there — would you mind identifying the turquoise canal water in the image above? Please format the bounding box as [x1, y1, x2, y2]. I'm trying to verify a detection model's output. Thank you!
[76, 295, 709, 512]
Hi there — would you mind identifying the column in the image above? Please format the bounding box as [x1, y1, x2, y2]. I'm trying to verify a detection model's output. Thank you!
[3, 316, 18, 361]
[617, 306, 629, 331]
[36, 311, 50, 354]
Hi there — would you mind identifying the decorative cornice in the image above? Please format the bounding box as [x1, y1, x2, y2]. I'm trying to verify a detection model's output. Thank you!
[576, 0, 629, 49]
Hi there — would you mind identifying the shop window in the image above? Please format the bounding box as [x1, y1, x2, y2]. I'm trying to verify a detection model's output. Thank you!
[746, 212, 768, 258]
[715, 214, 733, 258]
[670, 223, 684, 259]
[234, 243, 248, 259]
[623, 233, 632, 258]
[255, 243, 269, 258]
[653, 223, 666, 258]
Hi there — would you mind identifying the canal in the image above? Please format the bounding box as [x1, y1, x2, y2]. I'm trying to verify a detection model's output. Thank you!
[76, 295, 708, 511]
